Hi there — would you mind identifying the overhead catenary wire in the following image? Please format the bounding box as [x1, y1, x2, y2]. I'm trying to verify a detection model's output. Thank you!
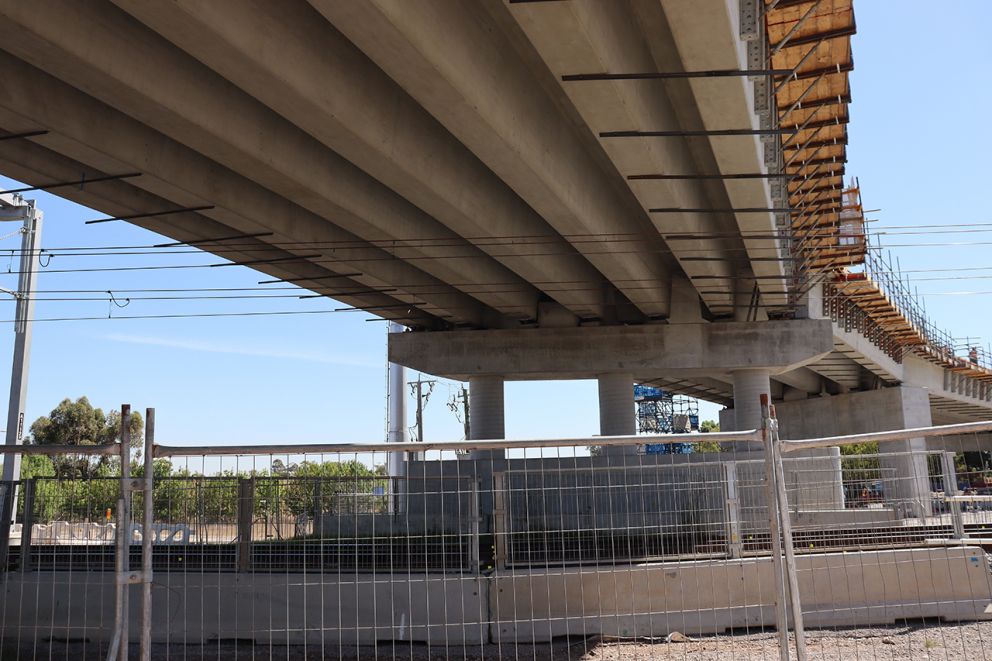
[3, 285, 992, 306]
[5, 222, 992, 257]
[0, 307, 428, 324]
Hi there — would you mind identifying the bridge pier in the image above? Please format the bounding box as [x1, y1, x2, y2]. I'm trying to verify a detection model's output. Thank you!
[775, 387, 933, 518]
[729, 368, 772, 451]
[468, 375, 505, 461]
[598, 373, 637, 455]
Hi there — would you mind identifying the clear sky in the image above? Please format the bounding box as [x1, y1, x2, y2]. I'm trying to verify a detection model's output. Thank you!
[0, 1, 988, 450]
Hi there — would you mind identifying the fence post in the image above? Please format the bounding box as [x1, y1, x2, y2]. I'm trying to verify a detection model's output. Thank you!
[118, 405, 132, 661]
[492, 472, 506, 571]
[467, 477, 481, 574]
[0, 481, 12, 572]
[761, 395, 790, 661]
[140, 408, 155, 661]
[313, 478, 322, 537]
[237, 478, 254, 572]
[108, 404, 132, 661]
[770, 404, 807, 660]
[724, 462, 743, 559]
[941, 451, 964, 539]
[19, 478, 35, 572]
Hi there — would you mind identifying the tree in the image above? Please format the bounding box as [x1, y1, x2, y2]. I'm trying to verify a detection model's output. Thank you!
[700, 420, 720, 433]
[840, 441, 880, 485]
[695, 420, 722, 453]
[28, 397, 143, 478]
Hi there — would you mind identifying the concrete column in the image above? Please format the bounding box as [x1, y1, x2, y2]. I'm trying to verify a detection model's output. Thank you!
[598, 373, 637, 456]
[731, 368, 771, 451]
[879, 388, 932, 519]
[468, 375, 505, 460]
[467, 375, 504, 532]
[775, 387, 934, 519]
[386, 322, 408, 513]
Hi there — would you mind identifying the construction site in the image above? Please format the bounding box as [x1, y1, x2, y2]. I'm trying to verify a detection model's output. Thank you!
[0, 0, 991, 659]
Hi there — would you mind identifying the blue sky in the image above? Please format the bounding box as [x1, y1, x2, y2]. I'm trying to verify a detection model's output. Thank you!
[0, 1, 988, 449]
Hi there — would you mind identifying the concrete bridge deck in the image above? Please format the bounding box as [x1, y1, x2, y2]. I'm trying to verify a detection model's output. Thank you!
[0, 1, 988, 445]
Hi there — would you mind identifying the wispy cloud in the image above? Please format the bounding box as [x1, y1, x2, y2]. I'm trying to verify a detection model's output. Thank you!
[101, 333, 380, 369]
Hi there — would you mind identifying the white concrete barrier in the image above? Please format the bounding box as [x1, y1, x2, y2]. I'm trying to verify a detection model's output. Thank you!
[3, 547, 989, 645]
[492, 546, 992, 641]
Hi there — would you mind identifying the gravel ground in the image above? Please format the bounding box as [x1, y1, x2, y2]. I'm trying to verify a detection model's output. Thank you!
[5, 622, 992, 660]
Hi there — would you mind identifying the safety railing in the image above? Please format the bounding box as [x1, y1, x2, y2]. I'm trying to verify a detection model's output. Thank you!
[3, 405, 992, 659]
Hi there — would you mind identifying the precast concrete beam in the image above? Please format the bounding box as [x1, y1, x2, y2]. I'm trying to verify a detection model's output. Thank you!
[773, 367, 825, 396]
[0, 52, 487, 326]
[0, 0, 538, 324]
[312, 0, 676, 318]
[388, 319, 833, 381]
[0, 138, 436, 325]
[506, 1, 741, 314]
[110, 0, 609, 320]
[658, 0, 789, 305]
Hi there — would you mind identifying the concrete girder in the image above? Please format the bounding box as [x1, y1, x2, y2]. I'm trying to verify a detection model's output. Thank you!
[505, 1, 740, 314]
[311, 0, 677, 319]
[0, 138, 440, 325]
[388, 319, 834, 381]
[642, 376, 734, 407]
[658, 1, 789, 307]
[773, 366, 826, 395]
[0, 0, 539, 325]
[109, 0, 609, 321]
[0, 52, 489, 327]
[905, 354, 992, 415]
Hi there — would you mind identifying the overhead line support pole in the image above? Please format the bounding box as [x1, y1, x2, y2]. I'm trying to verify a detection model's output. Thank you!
[1, 197, 42, 486]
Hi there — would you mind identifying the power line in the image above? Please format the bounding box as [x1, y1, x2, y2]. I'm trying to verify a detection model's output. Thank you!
[0, 307, 425, 324]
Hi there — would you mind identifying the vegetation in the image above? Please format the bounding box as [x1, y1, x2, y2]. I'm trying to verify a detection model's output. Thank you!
[10, 397, 385, 524]
[27, 396, 143, 479]
[695, 419, 722, 453]
[699, 420, 720, 433]
[18, 455, 386, 524]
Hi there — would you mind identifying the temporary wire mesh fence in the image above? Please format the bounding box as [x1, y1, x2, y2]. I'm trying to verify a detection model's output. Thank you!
[3, 411, 992, 659]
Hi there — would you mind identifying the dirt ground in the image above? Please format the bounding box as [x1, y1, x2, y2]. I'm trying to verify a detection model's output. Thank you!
[4, 621, 992, 660]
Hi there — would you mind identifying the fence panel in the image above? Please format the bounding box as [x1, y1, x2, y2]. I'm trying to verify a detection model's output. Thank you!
[6, 419, 992, 659]
[776, 418, 992, 660]
[131, 432, 812, 659]
[0, 475, 124, 660]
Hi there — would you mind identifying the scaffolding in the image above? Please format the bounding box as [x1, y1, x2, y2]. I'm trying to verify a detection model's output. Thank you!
[634, 385, 699, 454]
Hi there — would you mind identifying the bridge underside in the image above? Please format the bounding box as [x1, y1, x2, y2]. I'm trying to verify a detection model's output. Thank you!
[0, 0, 795, 331]
[0, 1, 988, 426]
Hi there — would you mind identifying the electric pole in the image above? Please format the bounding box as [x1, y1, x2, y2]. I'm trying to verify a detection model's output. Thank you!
[408, 377, 435, 461]
[0, 194, 42, 485]
[458, 386, 470, 441]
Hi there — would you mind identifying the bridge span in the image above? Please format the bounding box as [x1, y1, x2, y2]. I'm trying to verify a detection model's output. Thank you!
[0, 0, 989, 476]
